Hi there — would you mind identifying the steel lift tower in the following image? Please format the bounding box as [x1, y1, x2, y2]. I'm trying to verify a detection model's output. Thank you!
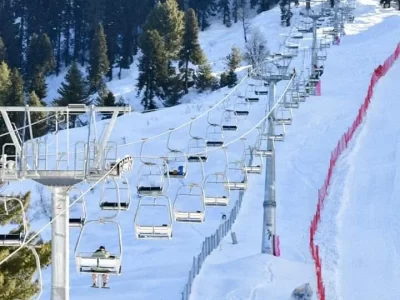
[0, 104, 133, 300]
[251, 55, 293, 255]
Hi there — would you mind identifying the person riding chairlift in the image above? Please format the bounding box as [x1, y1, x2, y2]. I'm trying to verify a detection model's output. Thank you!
[91, 246, 110, 288]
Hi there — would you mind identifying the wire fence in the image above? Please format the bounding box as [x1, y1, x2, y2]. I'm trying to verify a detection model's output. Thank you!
[181, 152, 254, 300]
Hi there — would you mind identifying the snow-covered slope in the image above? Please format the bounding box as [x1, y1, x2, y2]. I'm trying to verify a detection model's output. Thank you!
[318, 43, 400, 300]
[3, 4, 306, 300]
[2, 0, 399, 299]
[190, 1, 400, 299]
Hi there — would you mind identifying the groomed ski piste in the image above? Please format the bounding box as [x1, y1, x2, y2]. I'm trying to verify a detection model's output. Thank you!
[1, 0, 399, 300]
[190, 1, 400, 299]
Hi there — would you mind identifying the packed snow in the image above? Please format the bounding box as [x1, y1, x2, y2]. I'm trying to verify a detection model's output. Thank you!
[1, 0, 400, 299]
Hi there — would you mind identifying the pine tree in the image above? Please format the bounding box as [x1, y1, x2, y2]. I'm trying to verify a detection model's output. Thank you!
[219, 0, 232, 27]
[221, 46, 241, 87]
[137, 29, 169, 110]
[227, 46, 242, 70]
[0, 37, 7, 62]
[189, 0, 218, 31]
[179, 9, 206, 94]
[0, 61, 11, 105]
[27, 91, 47, 137]
[29, 68, 47, 100]
[26, 33, 56, 78]
[144, 0, 185, 59]
[0, 192, 51, 300]
[98, 90, 116, 119]
[196, 64, 218, 91]
[7, 68, 25, 128]
[89, 23, 109, 93]
[54, 61, 88, 107]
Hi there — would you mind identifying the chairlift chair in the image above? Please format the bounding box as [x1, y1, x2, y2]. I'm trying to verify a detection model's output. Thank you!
[69, 190, 87, 228]
[317, 48, 327, 61]
[221, 109, 238, 131]
[203, 173, 231, 206]
[225, 160, 248, 190]
[291, 32, 304, 39]
[187, 137, 208, 162]
[233, 96, 250, 117]
[273, 104, 293, 125]
[137, 162, 166, 196]
[243, 146, 263, 174]
[173, 184, 206, 223]
[205, 124, 224, 147]
[134, 195, 173, 239]
[99, 177, 131, 211]
[163, 152, 187, 178]
[254, 128, 274, 157]
[74, 219, 123, 275]
[30, 246, 43, 300]
[0, 196, 28, 246]
[244, 84, 260, 103]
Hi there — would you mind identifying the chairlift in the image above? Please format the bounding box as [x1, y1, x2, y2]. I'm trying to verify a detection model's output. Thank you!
[187, 137, 208, 162]
[0, 196, 28, 246]
[224, 139, 247, 190]
[163, 128, 187, 178]
[291, 32, 304, 39]
[203, 173, 231, 206]
[99, 177, 131, 211]
[317, 48, 327, 61]
[234, 96, 250, 116]
[221, 109, 238, 131]
[134, 195, 173, 239]
[254, 127, 274, 157]
[273, 103, 293, 125]
[137, 162, 167, 196]
[30, 246, 43, 300]
[173, 184, 206, 223]
[69, 189, 87, 228]
[74, 219, 123, 275]
[243, 146, 263, 174]
[244, 84, 260, 103]
[283, 91, 300, 109]
[205, 124, 224, 147]
[225, 160, 248, 191]
[163, 152, 187, 178]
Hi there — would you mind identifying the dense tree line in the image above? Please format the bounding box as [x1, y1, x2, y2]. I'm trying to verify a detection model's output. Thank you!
[0, 0, 277, 110]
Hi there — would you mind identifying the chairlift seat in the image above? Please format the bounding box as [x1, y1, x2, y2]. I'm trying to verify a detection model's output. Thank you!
[255, 149, 273, 157]
[235, 110, 249, 116]
[204, 196, 229, 206]
[69, 218, 85, 227]
[0, 233, 23, 246]
[291, 34, 303, 39]
[284, 102, 299, 109]
[137, 186, 163, 195]
[135, 225, 172, 239]
[274, 117, 292, 125]
[225, 181, 247, 190]
[222, 125, 238, 131]
[318, 55, 327, 61]
[246, 97, 260, 102]
[187, 155, 208, 162]
[100, 202, 130, 210]
[268, 134, 284, 142]
[76, 255, 121, 275]
[174, 211, 205, 223]
[206, 141, 224, 147]
[243, 165, 262, 174]
[286, 44, 299, 49]
[255, 90, 268, 95]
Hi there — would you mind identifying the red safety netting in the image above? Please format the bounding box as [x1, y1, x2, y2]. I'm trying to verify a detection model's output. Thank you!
[309, 42, 400, 300]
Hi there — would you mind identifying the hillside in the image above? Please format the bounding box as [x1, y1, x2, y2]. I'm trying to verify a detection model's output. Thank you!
[0, 0, 399, 299]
